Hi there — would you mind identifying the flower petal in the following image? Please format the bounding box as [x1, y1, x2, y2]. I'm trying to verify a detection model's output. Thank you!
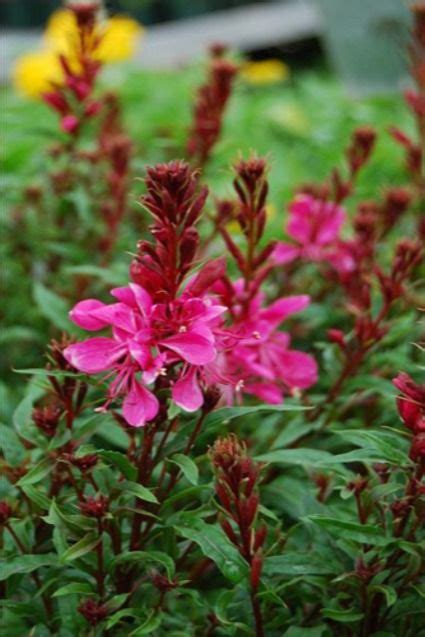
[160, 332, 216, 365]
[272, 242, 300, 265]
[279, 350, 318, 389]
[122, 379, 159, 427]
[63, 338, 126, 374]
[244, 382, 283, 404]
[260, 295, 310, 327]
[172, 367, 204, 412]
[90, 303, 136, 333]
[69, 299, 109, 330]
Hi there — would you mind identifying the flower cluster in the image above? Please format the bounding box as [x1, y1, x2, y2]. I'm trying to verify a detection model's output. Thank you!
[215, 157, 317, 403]
[64, 159, 317, 425]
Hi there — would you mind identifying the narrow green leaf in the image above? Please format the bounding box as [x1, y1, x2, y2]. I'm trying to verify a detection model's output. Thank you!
[112, 550, 175, 579]
[33, 282, 71, 331]
[321, 608, 364, 622]
[61, 533, 100, 562]
[21, 485, 50, 510]
[52, 582, 93, 597]
[99, 450, 137, 481]
[130, 611, 163, 635]
[174, 517, 248, 583]
[306, 515, 391, 546]
[263, 553, 338, 576]
[17, 458, 53, 487]
[0, 554, 58, 581]
[168, 453, 198, 485]
[120, 481, 158, 504]
[369, 585, 397, 608]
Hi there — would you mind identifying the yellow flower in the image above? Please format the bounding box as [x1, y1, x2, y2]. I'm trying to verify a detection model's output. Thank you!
[13, 50, 64, 98]
[45, 10, 143, 63]
[13, 9, 143, 98]
[96, 17, 143, 63]
[241, 59, 289, 86]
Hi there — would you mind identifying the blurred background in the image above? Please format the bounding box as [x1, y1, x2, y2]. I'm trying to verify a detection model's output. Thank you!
[0, 0, 413, 93]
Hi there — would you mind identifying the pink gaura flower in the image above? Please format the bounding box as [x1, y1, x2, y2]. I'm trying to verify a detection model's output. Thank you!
[273, 194, 348, 268]
[393, 372, 425, 434]
[64, 283, 226, 426]
[214, 280, 318, 404]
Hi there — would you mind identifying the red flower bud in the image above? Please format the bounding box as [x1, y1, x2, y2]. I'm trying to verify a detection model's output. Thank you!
[0, 502, 12, 525]
[250, 550, 263, 589]
[61, 115, 80, 135]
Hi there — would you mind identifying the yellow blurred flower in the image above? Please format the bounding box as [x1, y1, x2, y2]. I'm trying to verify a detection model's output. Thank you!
[45, 10, 143, 63]
[13, 8, 143, 98]
[13, 50, 64, 98]
[96, 17, 143, 62]
[241, 59, 289, 86]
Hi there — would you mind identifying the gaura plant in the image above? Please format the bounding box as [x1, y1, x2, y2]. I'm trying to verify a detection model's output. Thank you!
[1, 2, 425, 636]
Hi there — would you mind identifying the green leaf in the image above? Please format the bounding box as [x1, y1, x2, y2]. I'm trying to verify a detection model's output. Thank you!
[33, 282, 71, 331]
[263, 553, 338, 576]
[204, 404, 308, 430]
[112, 550, 175, 579]
[120, 481, 158, 504]
[321, 608, 364, 623]
[334, 429, 410, 465]
[21, 485, 50, 510]
[369, 585, 397, 608]
[16, 458, 54, 487]
[168, 453, 198, 485]
[306, 515, 391, 546]
[256, 448, 335, 466]
[43, 499, 95, 533]
[99, 450, 137, 481]
[0, 554, 58, 581]
[105, 609, 140, 630]
[174, 516, 248, 584]
[129, 611, 163, 635]
[52, 582, 93, 597]
[284, 627, 328, 637]
[61, 533, 100, 562]
[0, 422, 25, 464]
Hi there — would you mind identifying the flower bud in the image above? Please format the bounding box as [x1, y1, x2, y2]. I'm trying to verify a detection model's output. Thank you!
[78, 598, 109, 626]
[0, 502, 12, 525]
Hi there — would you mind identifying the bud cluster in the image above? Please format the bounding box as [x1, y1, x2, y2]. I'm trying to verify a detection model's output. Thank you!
[131, 160, 208, 301]
[187, 45, 238, 166]
[210, 435, 266, 591]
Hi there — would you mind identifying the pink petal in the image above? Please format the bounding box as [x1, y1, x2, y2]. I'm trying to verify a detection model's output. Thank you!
[260, 296, 310, 327]
[160, 332, 216, 365]
[122, 379, 159, 427]
[129, 283, 152, 315]
[315, 202, 345, 245]
[90, 303, 136, 333]
[245, 382, 283, 404]
[172, 368, 204, 412]
[279, 350, 318, 389]
[63, 338, 126, 374]
[69, 299, 109, 331]
[272, 242, 300, 265]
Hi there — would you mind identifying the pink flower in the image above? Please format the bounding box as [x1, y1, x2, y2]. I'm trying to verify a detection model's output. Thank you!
[64, 283, 226, 426]
[215, 281, 318, 403]
[273, 194, 346, 266]
[393, 372, 425, 434]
